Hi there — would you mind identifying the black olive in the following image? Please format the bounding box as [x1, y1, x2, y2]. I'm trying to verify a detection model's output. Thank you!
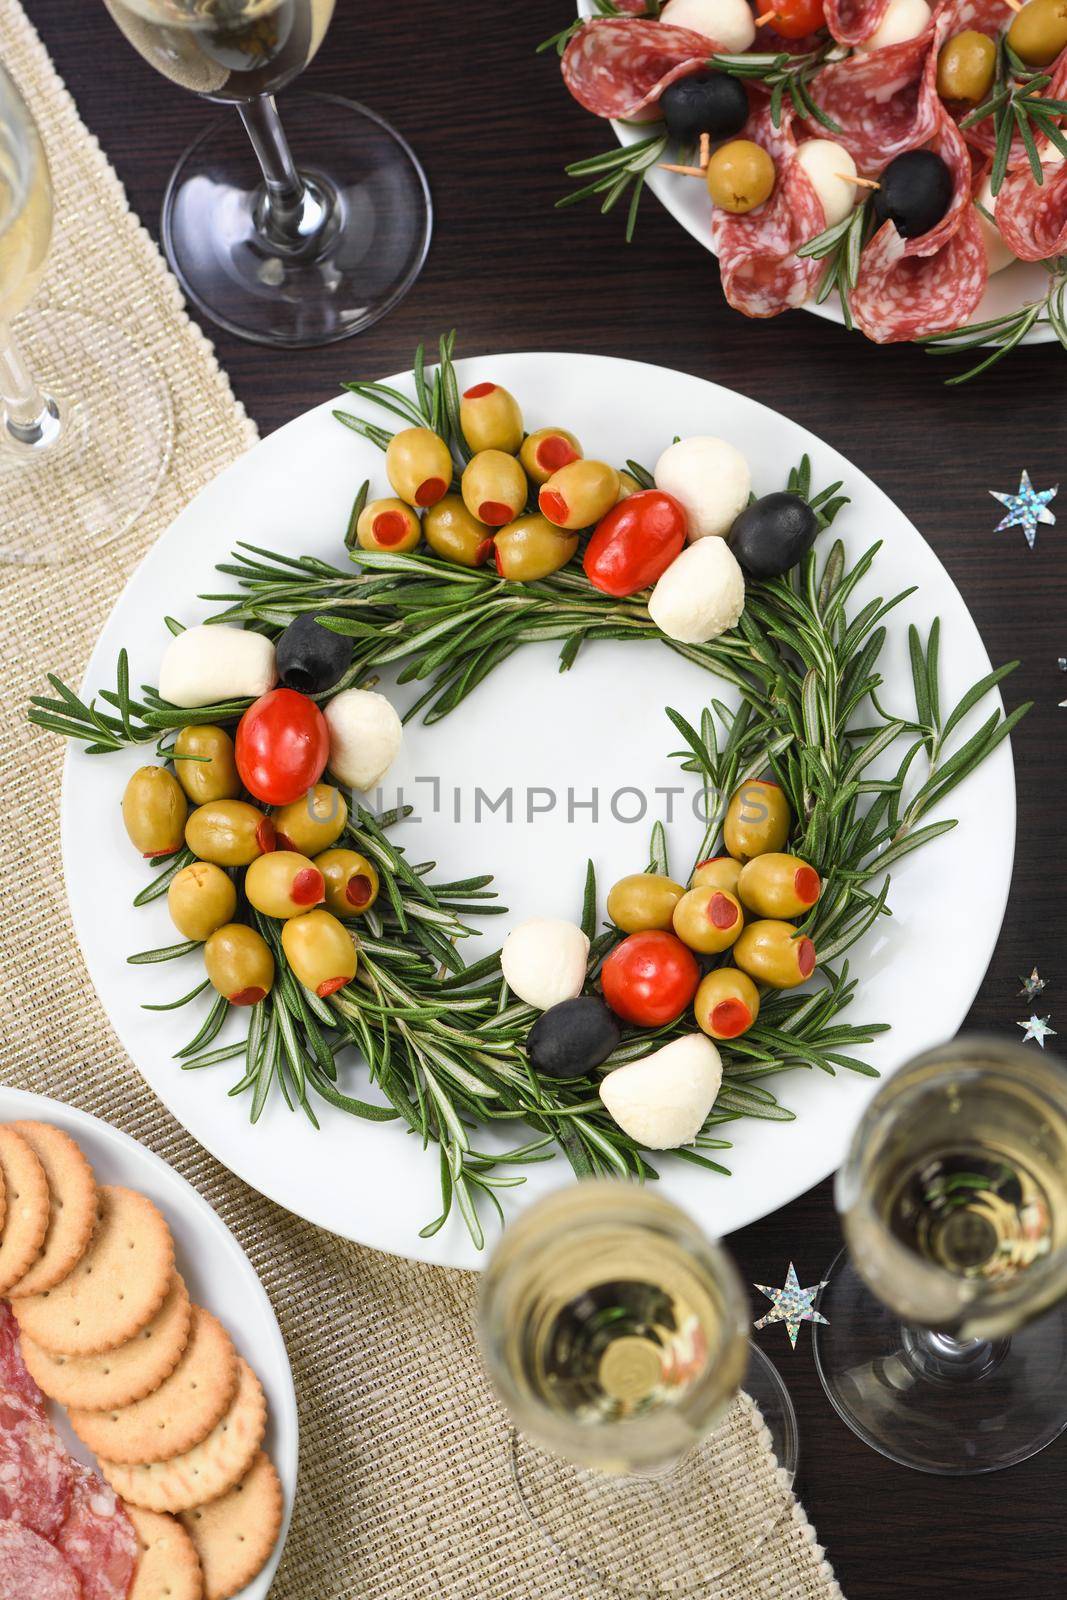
[526, 997, 621, 1081]
[275, 613, 352, 695]
[659, 71, 749, 146]
[728, 492, 819, 579]
[872, 150, 953, 240]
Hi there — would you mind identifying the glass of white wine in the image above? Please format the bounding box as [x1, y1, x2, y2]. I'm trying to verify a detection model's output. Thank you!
[0, 61, 172, 564]
[102, 0, 432, 347]
[814, 1035, 1067, 1475]
[479, 1183, 798, 1595]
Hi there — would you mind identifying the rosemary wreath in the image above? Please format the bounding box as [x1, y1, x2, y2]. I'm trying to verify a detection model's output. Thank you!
[30, 334, 1028, 1246]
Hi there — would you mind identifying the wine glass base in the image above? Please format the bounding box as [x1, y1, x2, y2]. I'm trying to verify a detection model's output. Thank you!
[161, 92, 432, 348]
[0, 307, 173, 565]
[508, 1346, 797, 1597]
[813, 1251, 1067, 1475]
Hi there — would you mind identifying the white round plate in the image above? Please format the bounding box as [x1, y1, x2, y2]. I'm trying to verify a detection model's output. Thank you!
[0, 1086, 296, 1597]
[575, 3, 1054, 345]
[62, 352, 1015, 1270]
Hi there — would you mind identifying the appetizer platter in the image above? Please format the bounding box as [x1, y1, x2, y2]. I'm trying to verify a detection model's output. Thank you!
[551, 0, 1067, 376]
[33, 346, 1019, 1270]
[0, 1087, 296, 1600]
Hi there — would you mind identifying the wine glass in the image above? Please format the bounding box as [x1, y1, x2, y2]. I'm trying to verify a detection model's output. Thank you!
[814, 1035, 1067, 1475]
[0, 61, 172, 564]
[478, 1182, 798, 1595]
[102, 0, 432, 348]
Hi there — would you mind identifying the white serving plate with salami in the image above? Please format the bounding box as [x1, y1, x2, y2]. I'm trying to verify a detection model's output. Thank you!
[0, 1087, 297, 1600]
[61, 352, 1015, 1270]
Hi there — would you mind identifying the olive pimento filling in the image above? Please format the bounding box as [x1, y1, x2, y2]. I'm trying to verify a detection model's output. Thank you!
[345, 874, 374, 908]
[317, 976, 349, 998]
[795, 866, 820, 904]
[478, 500, 512, 526]
[372, 510, 411, 547]
[798, 938, 816, 978]
[230, 986, 266, 1006]
[711, 998, 751, 1037]
[255, 819, 276, 854]
[292, 868, 324, 906]
[707, 892, 739, 929]
[537, 435, 578, 473]
[415, 477, 447, 507]
[463, 381, 496, 398]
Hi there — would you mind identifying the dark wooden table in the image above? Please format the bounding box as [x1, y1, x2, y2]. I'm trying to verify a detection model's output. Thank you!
[25, 1, 1067, 1594]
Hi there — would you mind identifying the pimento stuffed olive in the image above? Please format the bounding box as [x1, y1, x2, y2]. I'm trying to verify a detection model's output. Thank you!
[235, 687, 329, 807]
[121, 767, 188, 858]
[519, 427, 582, 486]
[672, 886, 744, 954]
[582, 490, 687, 598]
[422, 495, 493, 567]
[737, 853, 821, 919]
[538, 460, 620, 530]
[723, 779, 790, 862]
[459, 382, 524, 455]
[168, 862, 237, 942]
[606, 872, 685, 933]
[690, 856, 742, 896]
[385, 426, 453, 509]
[245, 850, 325, 920]
[272, 783, 347, 856]
[461, 450, 527, 527]
[694, 968, 761, 1041]
[204, 923, 274, 1006]
[172, 725, 240, 806]
[186, 799, 275, 867]
[493, 515, 577, 581]
[600, 930, 700, 1027]
[355, 497, 421, 554]
[734, 920, 816, 988]
[315, 848, 380, 917]
[281, 910, 357, 998]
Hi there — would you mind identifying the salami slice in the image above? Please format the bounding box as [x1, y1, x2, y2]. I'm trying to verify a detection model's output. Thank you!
[802, 28, 939, 170]
[994, 153, 1067, 257]
[908, 112, 975, 257]
[851, 205, 987, 340]
[562, 18, 719, 121]
[710, 103, 826, 316]
[934, 1, 1067, 170]
[0, 1390, 73, 1540]
[0, 1304, 45, 1410]
[54, 1465, 139, 1600]
[825, 0, 893, 47]
[0, 1520, 81, 1600]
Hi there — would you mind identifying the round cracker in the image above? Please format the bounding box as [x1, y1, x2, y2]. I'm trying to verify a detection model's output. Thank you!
[71, 1307, 238, 1464]
[126, 1506, 204, 1600]
[21, 1275, 192, 1411]
[7, 1122, 98, 1297]
[180, 1452, 282, 1600]
[99, 1359, 267, 1513]
[0, 1125, 50, 1295]
[12, 1186, 174, 1356]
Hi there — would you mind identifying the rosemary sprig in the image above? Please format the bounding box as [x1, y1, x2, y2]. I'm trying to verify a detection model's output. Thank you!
[796, 201, 873, 330]
[712, 43, 843, 133]
[917, 263, 1067, 384]
[537, 0, 660, 57]
[960, 40, 1067, 195]
[558, 133, 670, 243]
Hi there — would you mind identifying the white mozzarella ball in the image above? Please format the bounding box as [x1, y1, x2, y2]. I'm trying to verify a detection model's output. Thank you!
[653, 436, 751, 542]
[660, 0, 756, 53]
[856, 0, 931, 50]
[501, 919, 590, 1011]
[599, 1035, 723, 1149]
[323, 688, 403, 791]
[975, 175, 1015, 276]
[795, 140, 858, 229]
[159, 625, 276, 709]
[648, 537, 745, 644]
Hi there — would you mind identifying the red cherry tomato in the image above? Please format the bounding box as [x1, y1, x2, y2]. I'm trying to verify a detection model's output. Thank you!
[764, 0, 826, 39]
[235, 688, 329, 806]
[583, 491, 687, 598]
[600, 931, 700, 1027]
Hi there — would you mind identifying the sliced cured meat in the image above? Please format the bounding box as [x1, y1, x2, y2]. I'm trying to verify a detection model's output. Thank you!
[0, 1521, 81, 1600]
[851, 204, 987, 339]
[905, 112, 975, 257]
[0, 1390, 73, 1541]
[994, 154, 1067, 257]
[54, 1465, 139, 1600]
[711, 103, 826, 316]
[825, 0, 893, 46]
[0, 1303, 46, 1410]
[935, 1, 1067, 170]
[802, 28, 939, 169]
[562, 18, 719, 121]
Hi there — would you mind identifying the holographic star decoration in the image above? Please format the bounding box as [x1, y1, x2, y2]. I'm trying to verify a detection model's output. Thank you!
[753, 1263, 828, 1349]
[989, 471, 1058, 549]
[1018, 1015, 1057, 1048]
[1018, 969, 1048, 1002]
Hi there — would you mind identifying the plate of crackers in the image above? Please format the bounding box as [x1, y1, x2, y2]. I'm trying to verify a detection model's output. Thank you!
[0, 1089, 297, 1600]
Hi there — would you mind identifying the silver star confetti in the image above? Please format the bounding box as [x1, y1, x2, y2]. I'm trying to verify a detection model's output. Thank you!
[1018, 969, 1048, 1001]
[753, 1262, 828, 1349]
[989, 471, 1058, 549]
[1018, 1015, 1057, 1048]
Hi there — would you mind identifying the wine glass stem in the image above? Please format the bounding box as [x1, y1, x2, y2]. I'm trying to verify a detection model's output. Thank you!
[0, 320, 61, 450]
[237, 96, 331, 250]
[901, 1323, 1009, 1383]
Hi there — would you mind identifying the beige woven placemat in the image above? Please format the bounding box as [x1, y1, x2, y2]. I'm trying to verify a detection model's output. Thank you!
[0, 4, 843, 1593]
